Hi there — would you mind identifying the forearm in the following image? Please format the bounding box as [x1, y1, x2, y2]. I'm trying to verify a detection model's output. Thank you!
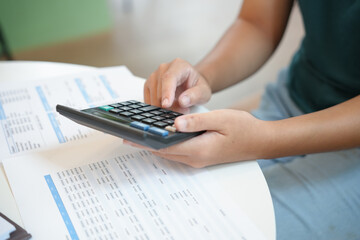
[262, 95, 360, 159]
[196, 0, 293, 93]
[195, 19, 274, 93]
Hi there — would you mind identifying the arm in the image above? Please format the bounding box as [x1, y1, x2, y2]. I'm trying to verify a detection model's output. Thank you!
[144, 0, 294, 108]
[125, 96, 360, 168]
[134, 0, 359, 168]
[196, 0, 294, 93]
[263, 95, 360, 159]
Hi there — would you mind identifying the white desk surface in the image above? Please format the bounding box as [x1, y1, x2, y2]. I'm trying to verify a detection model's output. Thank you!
[0, 61, 275, 239]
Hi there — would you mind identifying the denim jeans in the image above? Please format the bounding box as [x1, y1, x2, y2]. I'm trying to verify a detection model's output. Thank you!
[252, 69, 360, 240]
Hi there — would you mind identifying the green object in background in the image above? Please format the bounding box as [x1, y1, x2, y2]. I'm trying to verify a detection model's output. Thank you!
[0, 0, 111, 53]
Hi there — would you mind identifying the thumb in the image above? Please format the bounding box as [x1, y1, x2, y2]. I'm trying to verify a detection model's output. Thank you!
[174, 111, 225, 132]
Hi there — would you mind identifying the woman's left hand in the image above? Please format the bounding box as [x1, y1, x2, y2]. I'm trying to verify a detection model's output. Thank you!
[124, 109, 273, 168]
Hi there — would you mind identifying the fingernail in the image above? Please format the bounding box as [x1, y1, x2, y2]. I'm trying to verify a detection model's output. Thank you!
[162, 98, 169, 107]
[180, 95, 190, 107]
[176, 118, 187, 130]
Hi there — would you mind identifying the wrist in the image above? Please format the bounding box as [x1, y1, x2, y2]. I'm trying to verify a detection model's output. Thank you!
[257, 116, 320, 160]
[253, 120, 280, 160]
[195, 63, 216, 93]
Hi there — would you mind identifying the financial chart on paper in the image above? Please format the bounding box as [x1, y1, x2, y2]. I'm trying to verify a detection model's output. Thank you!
[0, 70, 134, 159]
[45, 150, 254, 240]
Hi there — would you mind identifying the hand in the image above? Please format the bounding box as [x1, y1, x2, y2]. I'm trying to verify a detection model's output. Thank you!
[144, 58, 212, 111]
[124, 109, 272, 168]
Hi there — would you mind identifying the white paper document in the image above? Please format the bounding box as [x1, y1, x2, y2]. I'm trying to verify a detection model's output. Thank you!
[3, 135, 265, 240]
[0, 66, 144, 160]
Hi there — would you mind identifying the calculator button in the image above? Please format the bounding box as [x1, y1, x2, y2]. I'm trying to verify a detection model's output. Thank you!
[119, 112, 134, 117]
[152, 116, 165, 121]
[109, 108, 121, 114]
[164, 119, 174, 125]
[139, 106, 159, 112]
[119, 106, 132, 111]
[160, 114, 172, 118]
[130, 109, 142, 114]
[120, 101, 132, 106]
[99, 105, 114, 111]
[129, 104, 141, 109]
[131, 115, 145, 121]
[159, 109, 170, 113]
[148, 127, 169, 137]
[165, 126, 177, 132]
[150, 110, 162, 116]
[109, 104, 121, 108]
[171, 112, 183, 117]
[130, 121, 150, 131]
[142, 118, 156, 124]
[141, 113, 154, 118]
[153, 121, 168, 128]
[138, 103, 149, 107]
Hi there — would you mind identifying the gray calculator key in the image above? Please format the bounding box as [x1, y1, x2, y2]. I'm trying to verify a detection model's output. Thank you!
[119, 111, 134, 117]
[150, 110, 162, 115]
[139, 106, 159, 112]
[138, 103, 149, 107]
[142, 118, 156, 124]
[141, 113, 154, 118]
[120, 101, 132, 105]
[164, 119, 174, 125]
[161, 114, 172, 118]
[129, 104, 141, 109]
[109, 108, 121, 114]
[110, 103, 121, 108]
[131, 115, 145, 121]
[152, 116, 165, 121]
[153, 121, 168, 128]
[130, 109, 142, 114]
[119, 106, 132, 111]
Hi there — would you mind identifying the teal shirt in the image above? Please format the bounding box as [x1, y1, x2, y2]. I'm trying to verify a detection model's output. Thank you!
[288, 0, 360, 113]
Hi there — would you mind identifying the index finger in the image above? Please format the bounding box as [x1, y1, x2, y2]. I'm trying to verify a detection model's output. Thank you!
[161, 59, 191, 108]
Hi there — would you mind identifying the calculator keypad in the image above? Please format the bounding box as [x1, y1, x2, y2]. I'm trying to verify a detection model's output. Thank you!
[98, 100, 182, 137]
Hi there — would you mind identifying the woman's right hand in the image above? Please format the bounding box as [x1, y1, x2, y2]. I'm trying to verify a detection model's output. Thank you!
[144, 58, 212, 111]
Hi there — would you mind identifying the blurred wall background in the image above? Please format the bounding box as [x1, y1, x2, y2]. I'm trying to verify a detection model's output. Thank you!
[0, 0, 304, 110]
[0, 0, 111, 52]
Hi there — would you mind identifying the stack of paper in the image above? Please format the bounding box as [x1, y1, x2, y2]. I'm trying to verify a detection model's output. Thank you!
[1, 66, 266, 239]
[0, 66, 143, 159]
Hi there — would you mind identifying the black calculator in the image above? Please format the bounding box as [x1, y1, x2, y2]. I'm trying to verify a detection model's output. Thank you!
[56, 100, 204, 149]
